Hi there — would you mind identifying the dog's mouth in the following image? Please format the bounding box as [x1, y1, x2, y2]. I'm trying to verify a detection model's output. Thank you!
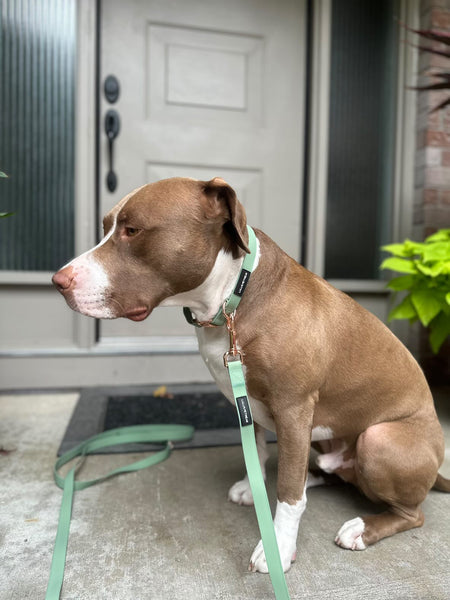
[125, 306, 151, 322]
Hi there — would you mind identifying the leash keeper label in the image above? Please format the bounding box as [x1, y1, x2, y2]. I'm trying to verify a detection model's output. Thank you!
[227, 360, 291, 600]
[236, 395, 252, 426]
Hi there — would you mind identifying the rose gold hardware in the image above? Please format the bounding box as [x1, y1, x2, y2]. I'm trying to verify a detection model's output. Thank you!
[222, 304, 244, 367]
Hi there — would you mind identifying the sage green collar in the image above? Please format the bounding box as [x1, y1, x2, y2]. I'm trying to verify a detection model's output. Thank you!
[183, 225, 258, 327]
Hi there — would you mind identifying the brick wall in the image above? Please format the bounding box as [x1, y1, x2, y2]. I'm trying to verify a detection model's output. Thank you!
[415, 1, 449, 383]
[415, 0, 450, 239]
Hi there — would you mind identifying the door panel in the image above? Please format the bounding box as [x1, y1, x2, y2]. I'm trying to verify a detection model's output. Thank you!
[99, 0, 306, 345]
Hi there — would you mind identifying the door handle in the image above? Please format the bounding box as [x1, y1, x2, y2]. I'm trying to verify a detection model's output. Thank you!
[104, 109, 120, 192]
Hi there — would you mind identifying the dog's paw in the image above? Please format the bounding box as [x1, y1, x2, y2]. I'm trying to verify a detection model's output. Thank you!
[228, 476, 254, 506]
[306, 470, 326, 488]
[335, 517, 366, 550]
[248, 539, 296, 574]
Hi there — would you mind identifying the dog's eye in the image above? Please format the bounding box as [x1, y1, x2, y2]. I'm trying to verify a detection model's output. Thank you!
[125, 227, 140, 237]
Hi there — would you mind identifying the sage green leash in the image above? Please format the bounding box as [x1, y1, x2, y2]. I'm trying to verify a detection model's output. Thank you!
[46, 400, 290, 600]
[227, 358, 291, 599]
[46, 424, 194, 600]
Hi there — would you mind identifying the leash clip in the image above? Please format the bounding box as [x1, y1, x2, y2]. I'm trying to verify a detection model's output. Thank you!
[222, 305, 244, 367]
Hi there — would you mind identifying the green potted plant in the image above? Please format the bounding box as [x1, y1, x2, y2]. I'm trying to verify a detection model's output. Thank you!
[380, 229, 450, 354]
[380, 25, 450, 371]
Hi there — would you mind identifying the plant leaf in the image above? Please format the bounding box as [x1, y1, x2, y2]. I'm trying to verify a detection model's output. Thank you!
[381, 243, 410, 257]
[426, 229, 450, 243]
[416, 262, 445, 277]
[411, 290, 443, 326]
[429, 313, 450, 354]
[413, 81, 450, 91]
[414, 44, 450, 59]
[440, 261, 450, 274]
[404, 26, 450, 46]
[0, 171, 8, 178]
[380, 257, 417, 274]
[388, 295, 417, 321]
[423, 242, 450, 262]
[386, 275, 415, 291]
[0, 212, 14, 218]
[430, 97, 450, 113]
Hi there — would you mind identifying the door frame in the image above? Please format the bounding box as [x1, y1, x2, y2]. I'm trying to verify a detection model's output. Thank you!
[304, 0, 419, 331]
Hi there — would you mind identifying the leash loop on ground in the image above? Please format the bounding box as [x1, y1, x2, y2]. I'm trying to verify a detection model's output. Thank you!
[46, 424, 194, 600]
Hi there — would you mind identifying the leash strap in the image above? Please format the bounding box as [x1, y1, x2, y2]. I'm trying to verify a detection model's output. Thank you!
[45, 424, 194, 600]
[227, 360, 291, 600]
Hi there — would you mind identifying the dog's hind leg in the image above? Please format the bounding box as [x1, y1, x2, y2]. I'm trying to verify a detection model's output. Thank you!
[335, 419, 443, 550]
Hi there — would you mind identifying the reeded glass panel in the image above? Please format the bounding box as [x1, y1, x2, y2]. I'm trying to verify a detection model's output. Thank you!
[0, 0, 76, 271]
[324, 0, 398, 280]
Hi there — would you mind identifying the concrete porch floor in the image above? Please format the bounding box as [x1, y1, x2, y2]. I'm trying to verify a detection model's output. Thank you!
[0, 389, 449, 600]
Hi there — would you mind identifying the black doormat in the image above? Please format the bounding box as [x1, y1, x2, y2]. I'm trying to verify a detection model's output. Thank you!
[58, 384, 276, 455]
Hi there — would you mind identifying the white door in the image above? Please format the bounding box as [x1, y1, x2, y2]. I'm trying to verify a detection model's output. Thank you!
[99, 0, 307, 351]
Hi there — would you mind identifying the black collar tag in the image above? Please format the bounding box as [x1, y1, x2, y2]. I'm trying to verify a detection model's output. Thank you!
[234, 268, 251, 297]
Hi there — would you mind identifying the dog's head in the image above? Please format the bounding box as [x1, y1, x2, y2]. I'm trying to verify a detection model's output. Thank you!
[52, 177, 249, 321]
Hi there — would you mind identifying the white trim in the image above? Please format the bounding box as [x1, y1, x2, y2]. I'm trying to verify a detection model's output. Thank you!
[306, 0, 419, 298]
[305, 0, 331, 278]
[73, 0, 98, 349]
[0, 271, 53, 285]
[95, 335, 198, 354]
[0, 336, 199, 359]
[392, 0, 419, 243]
[327, 280, 389, 294]
[0, 353, 211, 390]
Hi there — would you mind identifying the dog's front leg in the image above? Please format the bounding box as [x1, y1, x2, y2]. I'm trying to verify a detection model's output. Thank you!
[249, 401, 314, 573]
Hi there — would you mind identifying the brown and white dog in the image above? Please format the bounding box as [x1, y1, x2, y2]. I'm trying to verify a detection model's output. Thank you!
[53, 177, 449, 573]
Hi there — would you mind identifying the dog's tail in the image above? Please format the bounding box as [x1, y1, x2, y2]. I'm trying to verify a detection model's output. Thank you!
[433, 473, 450, 493]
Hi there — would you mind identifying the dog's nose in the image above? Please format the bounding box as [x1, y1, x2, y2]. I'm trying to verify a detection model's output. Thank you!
[52, 266, 74, 293]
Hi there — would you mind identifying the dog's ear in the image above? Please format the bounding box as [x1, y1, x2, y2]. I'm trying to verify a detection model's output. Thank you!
[202, 177, 250, 254]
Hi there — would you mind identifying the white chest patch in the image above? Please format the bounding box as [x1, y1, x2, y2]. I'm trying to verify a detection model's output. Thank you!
[196, 327, 276, 432]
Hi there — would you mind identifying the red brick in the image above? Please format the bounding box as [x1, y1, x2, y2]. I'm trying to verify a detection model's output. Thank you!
[427, 107, 442, 131]
[430, 8, 450, 29]
[426, 130, 449, 146]
[424, 188, 439, 204]
[428, 91, 450, 115]
[443, 150, 450, 166]
[424, 204, 450, 228]
[425, 166, 450, 187]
